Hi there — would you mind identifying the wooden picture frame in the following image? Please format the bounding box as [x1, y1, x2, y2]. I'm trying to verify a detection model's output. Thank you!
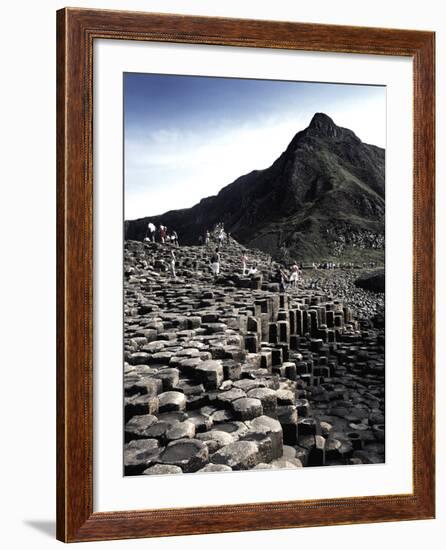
[56, 7, 435, 542]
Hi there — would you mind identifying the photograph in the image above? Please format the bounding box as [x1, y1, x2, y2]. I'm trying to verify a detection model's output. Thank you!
[123, 73, 386, 476]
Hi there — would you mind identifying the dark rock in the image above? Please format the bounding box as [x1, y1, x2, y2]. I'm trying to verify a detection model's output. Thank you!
[354, 269, 385, 293]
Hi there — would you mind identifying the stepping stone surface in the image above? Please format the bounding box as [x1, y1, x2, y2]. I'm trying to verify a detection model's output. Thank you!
[123, 238, 385, 475]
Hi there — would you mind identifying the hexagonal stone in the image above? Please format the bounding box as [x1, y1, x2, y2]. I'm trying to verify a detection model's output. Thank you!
[296, 398, 311, 417]
[325, 437, 343, 460]
[198, 463, 232, 473]
[124, 438, 161, 475]
[178, 357, 203, 375]
[157, 411, 187, 425]
[175, 380, 205, 396]
[158, 439, 209, 473]
[211, 440, 261, 470]
[320, 422, 333, 437]
[133, 365, 159, 376]
[216, 387, 246, 408]
[150, 350, 174, 364]
[239, 431, 273, 463]
[145, 421, 170, 442]
[186, 411, 213, 433]
[158, 391, 186, 412]
[124, 377, 161, 397]
[196, 430, 235, 453]
[277, 405, 298, 444]
[166, 420, 196, 442]
[125, 414, 158, 442]
[232, 397, 263, 420]
[156, 368, 180, 390]
[127, 352, 151, 365]
[247, 387, 278, 418]
[248, 415, 283, 460]
[233, 379, 264, 393]
[143, 464, 183, 475]
[211, 409, 235, 423]
[221, 359, 242, 381]
[195, 360, 224, 389]
[214, 421, 249, 440]
[307, 435, 326, 466]
[295, 446, 309, 466]
[276, 389, 295, 405]
[142, 341, 166, 354]
[298, 417, 319, 435]
[125, 394, 159, 421]
[179, 347, 201, 357]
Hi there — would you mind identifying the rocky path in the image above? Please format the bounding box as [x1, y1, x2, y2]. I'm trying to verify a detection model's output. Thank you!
[124, 238, 385, 476]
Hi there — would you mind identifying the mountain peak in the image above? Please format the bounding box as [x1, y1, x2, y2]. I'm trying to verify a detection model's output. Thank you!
[307, 112, 340, 138]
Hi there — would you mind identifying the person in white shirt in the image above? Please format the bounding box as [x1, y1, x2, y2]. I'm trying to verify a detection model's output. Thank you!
[247, 263, 258, 277]
[146, 222, 156, 242]
[289, 263, 300, 288]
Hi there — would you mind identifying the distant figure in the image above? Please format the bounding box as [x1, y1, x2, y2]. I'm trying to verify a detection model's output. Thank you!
[170, 250, 176, 278]
[289, 263, 300, 288]
[205, 230, 210, 246]
[241, 254, 248, 275]
[210, 248, 221, 277]
[275, 266, 287, 293]
[218, 228, 225, 247]
[146, 222, 156, 242]
[171, 230, 179, 247]
[247, 263, 258, 277]
[309, 278, 320, 290]
[159, 225, 167, 244]
[198, 235, 203, 246]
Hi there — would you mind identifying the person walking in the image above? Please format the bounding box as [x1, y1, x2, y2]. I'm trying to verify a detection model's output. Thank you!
[159, 225, 167, 244]
[289, 262, 300, 288]
[170, 250, 176, 279]
[146, 221, 156, 242]
[275, 266, 288, 293]
[241, 253, 248, 275]
[218, 228, 225, 248]
[210, 248, 221, 277]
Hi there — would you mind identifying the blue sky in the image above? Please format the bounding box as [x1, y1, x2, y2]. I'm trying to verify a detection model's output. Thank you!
[124, 73, 386, 220]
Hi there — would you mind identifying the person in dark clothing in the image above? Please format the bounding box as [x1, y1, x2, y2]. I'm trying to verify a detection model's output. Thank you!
[275, 266, 287, 293]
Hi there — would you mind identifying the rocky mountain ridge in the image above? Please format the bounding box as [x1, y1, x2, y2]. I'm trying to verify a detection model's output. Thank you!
[125, 113, 385, 262]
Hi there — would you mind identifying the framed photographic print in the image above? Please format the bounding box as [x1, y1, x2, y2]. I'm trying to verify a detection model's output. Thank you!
[56, 8, 435, 542]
